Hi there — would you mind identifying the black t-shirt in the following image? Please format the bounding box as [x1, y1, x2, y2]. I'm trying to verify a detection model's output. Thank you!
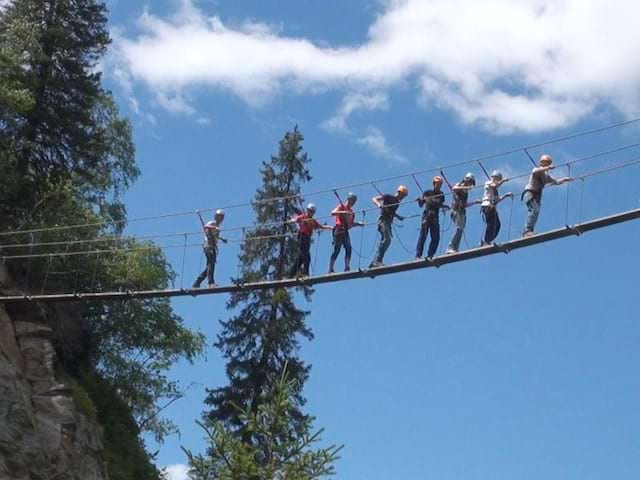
[379, 194, 400, 222]
[419, 189, 445, 217]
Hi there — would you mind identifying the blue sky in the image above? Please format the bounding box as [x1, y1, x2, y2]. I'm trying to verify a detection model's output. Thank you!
[96, 1, 640, 479]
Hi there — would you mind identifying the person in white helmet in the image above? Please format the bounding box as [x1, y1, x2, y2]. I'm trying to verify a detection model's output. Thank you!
[522, 154, 572, 237]
[481, 171, 513, 245]
[193, 209, 227, 288]
[446, 172, 481, 253]
[329, 192, 363, 273]
[290, 203, 332, 277]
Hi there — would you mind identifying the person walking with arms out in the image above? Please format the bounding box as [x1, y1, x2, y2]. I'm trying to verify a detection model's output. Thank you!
[415, 176, 448, 259]
[446, 172, 481, 253]
[290, 203, 332, 277]
[329, 192, 363, 273]
[481, 171, 513, 245]
[193, 209, 227, 288]
[369, 185, 409, 268]
[522, 154, 572, 237]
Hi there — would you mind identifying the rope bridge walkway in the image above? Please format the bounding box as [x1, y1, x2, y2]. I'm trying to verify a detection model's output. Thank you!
[1, 119, 639, 304]
[1, 207, 638, 304]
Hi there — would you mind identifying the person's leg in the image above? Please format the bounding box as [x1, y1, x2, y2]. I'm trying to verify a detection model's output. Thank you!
[343, 232, 352, 271]
[427, 218, 440, 258]
[290, 234, 304, 277]
[484, 207, 497, 244]
[415, 224, 427, 258]
[329, 230, 342, 273]
[193, 247, 210, 287]
[301, 234, 312, 275]
[449, 210, 466, 251]
[524, 193, 541, 233]
[206, 248, 217, 285]
[493, 210, 502, 241]
[374, 221, 392, 264]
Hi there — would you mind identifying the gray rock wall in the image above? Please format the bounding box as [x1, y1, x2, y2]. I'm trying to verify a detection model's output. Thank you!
[0, 265, 108, 480]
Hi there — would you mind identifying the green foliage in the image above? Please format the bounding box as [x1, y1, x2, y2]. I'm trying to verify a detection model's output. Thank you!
[80, 370, 163, 480]
[0, 0, 206, 464]
[0, 0, 138, 227]
[186, 367, 342, 480]
[205, 127, 315, 439]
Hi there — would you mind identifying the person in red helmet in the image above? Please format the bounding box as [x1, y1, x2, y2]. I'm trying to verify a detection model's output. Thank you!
[289, 203, 332, 277]
[415, 176, 448, 259]
[522, 154, 572, 237]
[370, 185, 409, 268]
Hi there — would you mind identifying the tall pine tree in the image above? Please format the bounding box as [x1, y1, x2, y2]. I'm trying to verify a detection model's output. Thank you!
[205, 127, 316, 441]
[0, 0, 138, 230]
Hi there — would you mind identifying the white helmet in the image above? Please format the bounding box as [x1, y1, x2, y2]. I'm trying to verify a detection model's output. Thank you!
[347, 192, 358, 201]
[464, 172, 476, 185]
[490, 170, 503, 181]
[215, 208, 225, 216]
[306, 203, 317, 212]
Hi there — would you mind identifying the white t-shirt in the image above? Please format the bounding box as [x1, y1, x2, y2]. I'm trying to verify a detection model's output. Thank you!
[481, 180, 499, 207]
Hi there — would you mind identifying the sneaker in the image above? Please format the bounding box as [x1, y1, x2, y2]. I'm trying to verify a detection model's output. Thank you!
[369, 261, 383, 268]
[522, 230, 535, 238]
[208, 282, 217, 288]
[344, 267, 351, 272]
[328, 268, 335, 274]
[192, 282, 201, 289]
[445, 248, 457, 254]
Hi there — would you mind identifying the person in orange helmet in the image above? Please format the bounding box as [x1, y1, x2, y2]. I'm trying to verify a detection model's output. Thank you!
[415, 175, 448, 259]
[522, 154, 572, 237]
[369, 185, 409, 267]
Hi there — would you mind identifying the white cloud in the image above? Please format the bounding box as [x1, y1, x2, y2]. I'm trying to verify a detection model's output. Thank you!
[322, 91, 389, 133]
[163, 463, 190, 480]
[357, 127, 408, 165]
[0, 0, 12, 9]
[114, 0, 640, 132]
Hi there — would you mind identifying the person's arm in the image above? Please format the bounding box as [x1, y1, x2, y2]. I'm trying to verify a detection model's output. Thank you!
[313, 219, 332, 231]
[416, 190, 429, 207]
[287, 214, 300, 224]
[498, 192, 514, 203]
[547, 172, 573, 186]
[465, 199, 482, 207]
[372, 195, 383, 208]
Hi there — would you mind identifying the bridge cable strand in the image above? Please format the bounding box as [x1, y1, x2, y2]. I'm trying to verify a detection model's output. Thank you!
[2, 118, 638, 239]
[1, 142, 639, 251]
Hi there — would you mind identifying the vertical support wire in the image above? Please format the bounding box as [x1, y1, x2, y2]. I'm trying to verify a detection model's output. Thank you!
[578, 178, 586, 224]
[237, 228, 245, 281]
[180, 233, 188, 289]
[565, 164, 572, 226]
[312, 230, 321, 276]
[40, 254, 52, 295]
[358, 210, 366, 270]
[90, 252, 100, 293]
[507, 195, 515, 241]
[23, 232, 34, 295]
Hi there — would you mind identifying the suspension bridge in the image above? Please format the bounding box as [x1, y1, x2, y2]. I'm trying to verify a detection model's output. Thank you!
[1, 119, 639, 304]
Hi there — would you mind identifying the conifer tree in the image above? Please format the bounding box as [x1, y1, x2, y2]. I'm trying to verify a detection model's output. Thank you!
[205, 127, 316, 441]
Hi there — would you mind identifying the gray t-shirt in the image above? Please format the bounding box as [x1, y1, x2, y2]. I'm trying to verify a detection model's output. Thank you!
[525, 168, 558, 194]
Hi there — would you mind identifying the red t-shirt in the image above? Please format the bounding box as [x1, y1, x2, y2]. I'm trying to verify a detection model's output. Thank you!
[295, 213, 322, 236]
[333, 203, 355, 228]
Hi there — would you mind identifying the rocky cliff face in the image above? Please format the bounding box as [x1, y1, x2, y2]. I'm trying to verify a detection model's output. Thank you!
[0, 265, 109, 480]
